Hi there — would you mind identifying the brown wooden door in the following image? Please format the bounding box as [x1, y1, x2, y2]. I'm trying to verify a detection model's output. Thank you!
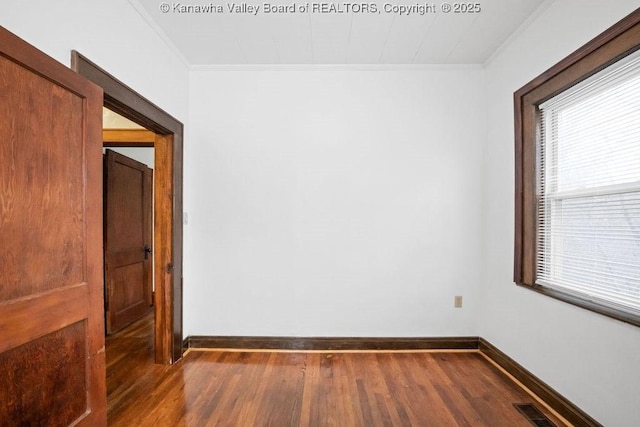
[0, 28, 106, 425]
[104, 149, 153, 334]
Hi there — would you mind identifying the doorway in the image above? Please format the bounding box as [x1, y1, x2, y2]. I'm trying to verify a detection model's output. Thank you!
[103, 146, 154, 333]
[103, 108, 155, 337]
[72, 51, 184, 364]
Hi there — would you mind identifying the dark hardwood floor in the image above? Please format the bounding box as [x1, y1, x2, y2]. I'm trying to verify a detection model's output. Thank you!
[106, 315, 566, 426]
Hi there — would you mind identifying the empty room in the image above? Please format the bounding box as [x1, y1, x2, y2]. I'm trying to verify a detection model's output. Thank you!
[1, 0, 639, 426]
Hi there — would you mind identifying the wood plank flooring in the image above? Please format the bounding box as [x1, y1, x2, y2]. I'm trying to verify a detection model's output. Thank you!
[106, 315, 566, 426]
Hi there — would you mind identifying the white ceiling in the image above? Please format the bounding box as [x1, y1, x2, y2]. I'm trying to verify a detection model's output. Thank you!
[103, 107, 144, 129]
[133, 0, 546, 65]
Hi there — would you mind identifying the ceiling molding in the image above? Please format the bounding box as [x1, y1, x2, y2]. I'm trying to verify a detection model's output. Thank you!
[127, 0, 191, 68]
[190, 63, 485, 72]
[483, 0, 556, 67]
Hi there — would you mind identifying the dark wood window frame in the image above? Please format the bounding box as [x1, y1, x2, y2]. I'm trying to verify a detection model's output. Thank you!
[514, 8, 640, 327]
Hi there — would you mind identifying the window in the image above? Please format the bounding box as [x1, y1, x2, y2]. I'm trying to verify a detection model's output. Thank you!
[514, 9, 640, 326]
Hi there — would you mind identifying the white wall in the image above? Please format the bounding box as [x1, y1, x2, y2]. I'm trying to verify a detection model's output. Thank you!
[0, 0, 189, 127]
[480, 1, 640, 426]
[187, 68, 486, 337]
[105, 147, 155, 169]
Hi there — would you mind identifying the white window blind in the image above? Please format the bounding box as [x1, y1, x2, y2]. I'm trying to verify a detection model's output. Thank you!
[537, 48, 640, 315]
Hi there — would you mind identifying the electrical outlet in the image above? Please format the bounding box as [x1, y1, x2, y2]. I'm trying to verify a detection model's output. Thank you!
[454, 295, 463, 308]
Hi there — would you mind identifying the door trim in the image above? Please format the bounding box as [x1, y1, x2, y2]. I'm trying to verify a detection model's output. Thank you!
[103, 129, 156, 146]
[72, 52, 183, 364]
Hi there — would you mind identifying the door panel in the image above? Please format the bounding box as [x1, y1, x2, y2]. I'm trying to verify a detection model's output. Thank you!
[0, 60, 84, 302]
[104, 149, 152, 334]
[0, 27, 106, 426]
[0, 322, 87, 424]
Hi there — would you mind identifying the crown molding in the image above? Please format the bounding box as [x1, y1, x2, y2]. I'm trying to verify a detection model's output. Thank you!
[190, 63, 485, 72]
[127, 0, 191, 68]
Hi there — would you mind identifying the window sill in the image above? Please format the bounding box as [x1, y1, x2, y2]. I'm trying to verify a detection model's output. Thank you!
[515, 282, 640, 328]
